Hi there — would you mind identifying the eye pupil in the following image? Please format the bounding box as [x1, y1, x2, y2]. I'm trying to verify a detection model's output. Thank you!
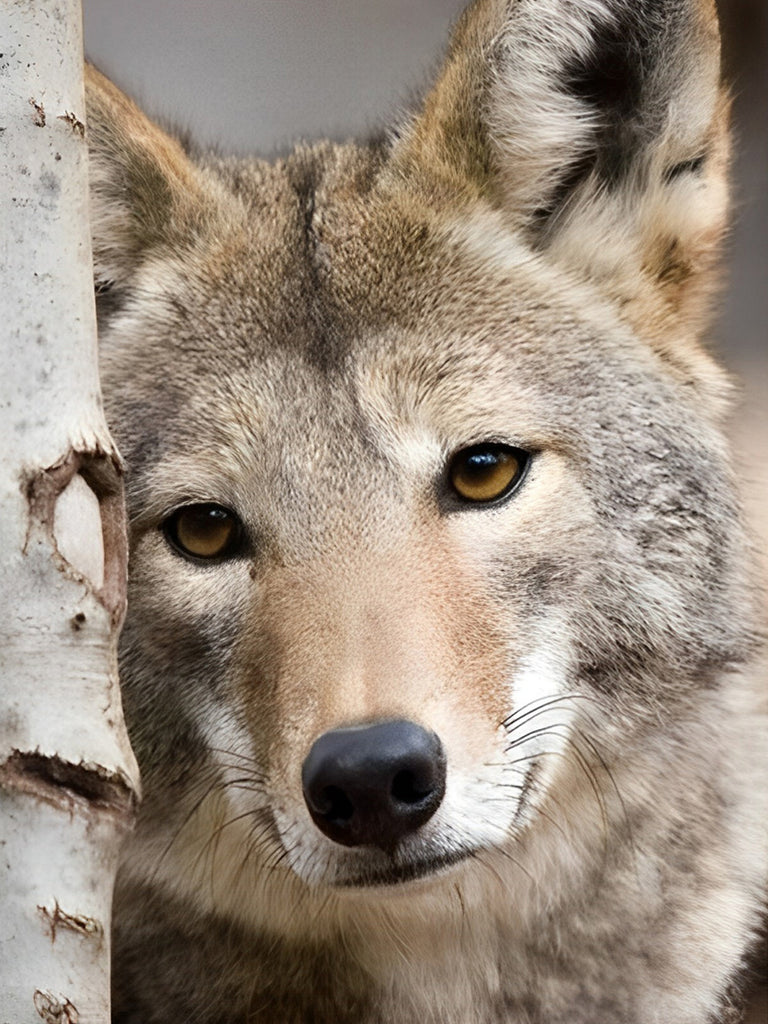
[449, 444, 527, 503]
[165, 504, 241, 560]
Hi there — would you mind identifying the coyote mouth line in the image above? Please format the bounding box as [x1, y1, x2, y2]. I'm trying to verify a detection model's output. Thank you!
[331, 845, 474, 889]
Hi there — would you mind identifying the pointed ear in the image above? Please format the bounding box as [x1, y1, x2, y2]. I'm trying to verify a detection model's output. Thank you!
[398, 0, 729, 340]
[85, 65, 212, 311]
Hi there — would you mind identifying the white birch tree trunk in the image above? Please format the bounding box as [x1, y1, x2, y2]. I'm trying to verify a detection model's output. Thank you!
[0, 3, 140, 1021]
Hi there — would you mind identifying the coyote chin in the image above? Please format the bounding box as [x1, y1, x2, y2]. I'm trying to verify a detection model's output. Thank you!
[88, 1, 766, 1021]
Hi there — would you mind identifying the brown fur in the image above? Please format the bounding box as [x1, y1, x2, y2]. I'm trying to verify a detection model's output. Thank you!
[87, 2, 766, 1022]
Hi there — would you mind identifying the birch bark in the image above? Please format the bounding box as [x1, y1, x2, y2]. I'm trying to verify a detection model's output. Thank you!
[0, 3, 140, 1022]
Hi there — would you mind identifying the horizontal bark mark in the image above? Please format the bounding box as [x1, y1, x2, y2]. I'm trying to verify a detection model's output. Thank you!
[38, 899, 104, 944]
[0, 750, 136, 822]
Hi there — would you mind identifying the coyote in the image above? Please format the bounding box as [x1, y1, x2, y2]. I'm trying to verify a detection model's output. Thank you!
[87, 0, 766, 1021]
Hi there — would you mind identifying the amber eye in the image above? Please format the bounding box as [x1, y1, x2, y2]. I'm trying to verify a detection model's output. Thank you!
[163, 504, 242, 561]
[448, 444, 528, 503]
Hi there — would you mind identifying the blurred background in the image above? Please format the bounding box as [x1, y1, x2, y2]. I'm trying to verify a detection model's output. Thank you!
[83, 0, 766, 559]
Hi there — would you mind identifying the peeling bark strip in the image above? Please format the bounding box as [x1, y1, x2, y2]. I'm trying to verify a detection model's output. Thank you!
[0, 1, 139, 1020]
[25, 451, 128, 625]
[29, 99, 46, 127]
[38, 901, 104, 945]
[58, 111, 86, 137]
[33, 991, 79, 1024]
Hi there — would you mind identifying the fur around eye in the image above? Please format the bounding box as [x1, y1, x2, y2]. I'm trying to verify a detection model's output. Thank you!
[448, 444, 529, 504]
[163, 504, 243, 561]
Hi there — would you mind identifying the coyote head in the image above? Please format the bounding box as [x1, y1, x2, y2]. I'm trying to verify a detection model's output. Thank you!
[88, 0, 756, 937]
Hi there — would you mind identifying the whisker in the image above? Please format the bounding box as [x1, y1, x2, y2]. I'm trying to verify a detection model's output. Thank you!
[147, 773, 231, 884]
[562, 738, 610, 854]
[504, 721, 573, 752]
[190, 807, 262, 881]
[501, 691, 590, 732]
[573, 727, 637, 867]
[233, 814, 278, 892]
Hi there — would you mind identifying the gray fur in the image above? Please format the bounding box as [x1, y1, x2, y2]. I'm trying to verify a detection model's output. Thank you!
[88, 1, 766, 1021]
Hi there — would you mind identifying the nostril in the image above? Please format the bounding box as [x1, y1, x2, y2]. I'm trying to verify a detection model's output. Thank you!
[321, 785, 354, 823]
[391, 769, 432, 805]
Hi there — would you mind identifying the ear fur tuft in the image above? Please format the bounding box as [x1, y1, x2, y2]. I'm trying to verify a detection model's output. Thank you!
[85, 64, 213, 307]
[396, 0, 729, 346]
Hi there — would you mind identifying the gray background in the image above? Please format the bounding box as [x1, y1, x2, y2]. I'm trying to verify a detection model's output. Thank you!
[83, 0, 767, 554]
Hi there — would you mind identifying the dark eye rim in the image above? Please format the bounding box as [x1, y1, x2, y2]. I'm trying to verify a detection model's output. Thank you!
[445, 442, 533, 507]
[161, 502, 246, 564]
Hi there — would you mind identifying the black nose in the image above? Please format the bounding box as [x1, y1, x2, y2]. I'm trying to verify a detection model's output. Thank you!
[301, 720, 446, 851]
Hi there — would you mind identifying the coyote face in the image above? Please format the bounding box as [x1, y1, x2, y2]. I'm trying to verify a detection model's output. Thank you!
[88, 1, 766, 1022]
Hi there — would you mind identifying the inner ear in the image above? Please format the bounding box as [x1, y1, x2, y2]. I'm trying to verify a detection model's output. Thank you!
[397, 0, 722, 226]
[528, 12, 653, 226]
[94, 277, 124, 334]
[85, 64, 214, 315]
[534, 7, 714, 227]
[561, 13, 649, 187]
